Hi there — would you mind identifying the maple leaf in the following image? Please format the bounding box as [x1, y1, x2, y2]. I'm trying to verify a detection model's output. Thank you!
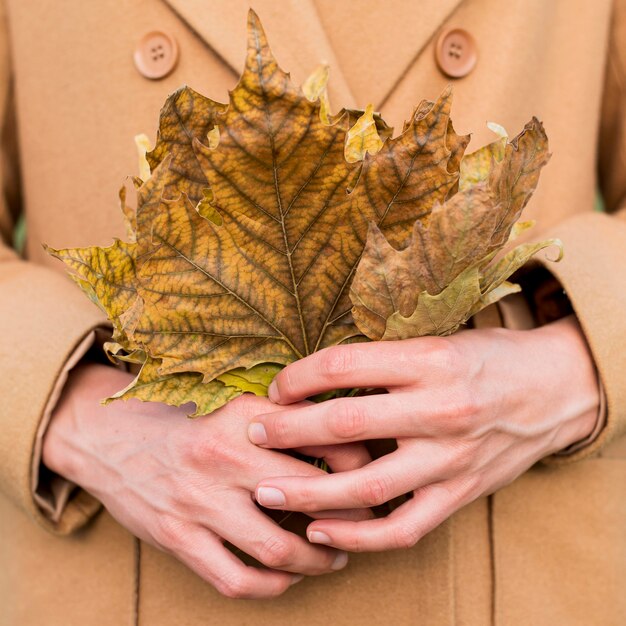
[118, 11, 466, 385]
[46, 10, 557, 415]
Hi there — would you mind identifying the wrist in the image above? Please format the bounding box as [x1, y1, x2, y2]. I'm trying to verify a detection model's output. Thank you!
[534, 315, 600, 452]
[42, 362, 134, 483]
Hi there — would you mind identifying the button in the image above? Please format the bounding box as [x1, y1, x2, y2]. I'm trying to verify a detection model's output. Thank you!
[435, 28, 477, 78]
[134, 31, 179, 80]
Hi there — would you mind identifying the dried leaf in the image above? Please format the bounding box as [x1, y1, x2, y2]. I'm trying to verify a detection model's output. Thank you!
[106, 357, 241, 417]
[382, 266, 483, 339]
[478, 238, 563, 296]
[350, 186, 498, 340]
[302, 64, 331, 124]
[345, 104, 384, 162]
[45, 240, 137, 341]
[145, 86, 226, 206]
[351, 120, 555, 341]
[487, 118, 551, 248]
[118, 178, 142, 241]
[103, 341, 146, 365]
[134, 134, 152, 182]
[216, 363, 283, 395]
[469, 281, 521, 316]
[460, 122, 507, 189]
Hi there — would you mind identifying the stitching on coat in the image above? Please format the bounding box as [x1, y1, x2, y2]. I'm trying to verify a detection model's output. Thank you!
[487, 494, 496, 626]
[133, 538, 141, 626]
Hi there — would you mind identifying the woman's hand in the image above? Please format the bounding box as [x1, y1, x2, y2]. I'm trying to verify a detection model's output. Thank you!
[247, 316, 600, 552]
[43, 363, 372, 598]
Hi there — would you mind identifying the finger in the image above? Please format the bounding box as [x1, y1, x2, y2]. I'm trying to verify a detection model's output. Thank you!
[250, 394, 440, 449]
[255, 447, 450, 512]
[241, 446, 372, 521]
[175, 526, 301, 599]
[306, 480, 474, 552]
[294, 443, 373, 472]
[214, 495, 350, 576]
[268, 340, 432, 404]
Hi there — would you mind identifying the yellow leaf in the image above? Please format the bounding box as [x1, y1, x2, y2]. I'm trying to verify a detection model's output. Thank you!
[302, 64, 332, 124]
[134, 134, 152, 182]
[216, 363, 283, 395]
[118, 177, 142, 241]
[106, 357, 241, 417]
[345, 104, 384, 163]
[103, 341, 146, 365]
[45, 239, 137, 342]
[460, 122, 508, 190]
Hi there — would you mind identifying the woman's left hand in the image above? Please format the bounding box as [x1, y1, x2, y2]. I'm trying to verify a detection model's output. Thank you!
[247, 316, 600, 552]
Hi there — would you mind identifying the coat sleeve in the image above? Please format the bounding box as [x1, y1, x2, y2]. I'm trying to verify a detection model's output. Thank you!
[527, 0, 626, 463]
[0, 0, 106, 533]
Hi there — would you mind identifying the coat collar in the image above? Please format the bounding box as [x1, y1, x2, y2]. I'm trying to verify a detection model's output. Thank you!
[161, 0, 465, 112]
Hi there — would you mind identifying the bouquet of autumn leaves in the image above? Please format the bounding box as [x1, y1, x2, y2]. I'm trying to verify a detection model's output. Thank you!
[46, 11, 560, 416]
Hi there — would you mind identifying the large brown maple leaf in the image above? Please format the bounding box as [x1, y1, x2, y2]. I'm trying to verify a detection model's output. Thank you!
[46, 11, 557, 414]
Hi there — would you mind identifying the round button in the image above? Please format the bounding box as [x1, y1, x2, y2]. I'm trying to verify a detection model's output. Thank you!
[134, 31, 179, 80]
[435, 28, 477, 78]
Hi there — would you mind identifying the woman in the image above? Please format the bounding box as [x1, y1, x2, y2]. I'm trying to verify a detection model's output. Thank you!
[1, 0, 624, 624]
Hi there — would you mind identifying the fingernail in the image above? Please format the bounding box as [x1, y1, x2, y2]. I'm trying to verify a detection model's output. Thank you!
[290, 574, 304, 586]
[256, 486, 286, 507]
[248, 422, 267, 445]
[268, 380, 280, 403]
[331, 551, 349, 571]
[308, 530, 332, 545]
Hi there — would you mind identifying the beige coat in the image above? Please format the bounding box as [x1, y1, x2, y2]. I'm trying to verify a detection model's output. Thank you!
[0, 0, 625, 624]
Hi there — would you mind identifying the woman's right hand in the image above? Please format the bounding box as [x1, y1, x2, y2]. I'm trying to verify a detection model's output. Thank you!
[43, 363, 371, 599]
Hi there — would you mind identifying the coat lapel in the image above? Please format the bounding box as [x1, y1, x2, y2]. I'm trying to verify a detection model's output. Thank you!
[161, 0, 466, 114]
[311, 0, 466, 109]
[161, 0, 358, 108]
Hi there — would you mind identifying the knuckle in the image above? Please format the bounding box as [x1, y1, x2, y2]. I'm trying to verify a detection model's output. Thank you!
[391, 524, 421, 550]
[445, 386, 481, 434]
[319, 346, 357, 379]
[355, 474, 393, 507]
[270, 416, 293, 447]
[328, 401, 368, 439]
[257, 535, 295, 569]
[215, 575, 251, 599]
[231, 393, 261, 416]
[424, 337, 458, 371]
[187, 436, 225, 466]
[184, 435, 250, 474]
[152, 516, 184, 549]
[346, 532, 363, 553]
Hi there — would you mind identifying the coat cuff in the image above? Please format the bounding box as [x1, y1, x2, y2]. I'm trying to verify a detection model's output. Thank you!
[0, 260, 106, 535]
[530, 211, 626, 463]
[31, 328, 113, 533]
